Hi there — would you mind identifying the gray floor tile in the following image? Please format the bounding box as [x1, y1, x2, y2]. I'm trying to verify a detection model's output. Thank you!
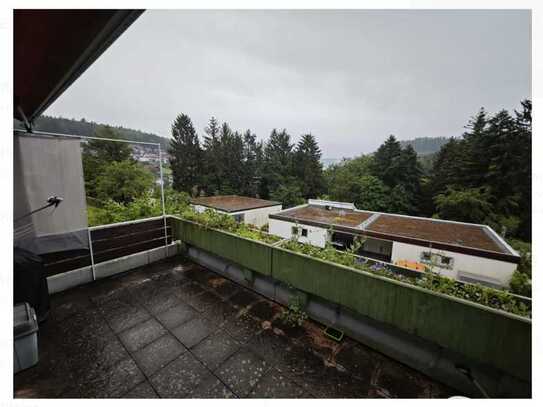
[184, 290, 223, 313]
[100, 299, 151, 333]
[143, 287, 184, 315]
[249, 368, 306, 398]
[176, 281, 206, 300]
[224, 312, 261, 344]
[171, 316, 215, 348]
[133, 334, 186, 376]
[216, 348, 269, 397]
[118, 318, 166, 352]
[123, 381, 159, 398]
[192, 329, 241, 371]
[150, 352, 208, 398]
[189, 373, 237, 398]
[201, 302, 238, 328]
[155, 302, 197, 329]
[77, 358, 145, 398]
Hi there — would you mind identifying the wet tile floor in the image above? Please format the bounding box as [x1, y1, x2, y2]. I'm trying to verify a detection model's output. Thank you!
[14, 257, 457, 398]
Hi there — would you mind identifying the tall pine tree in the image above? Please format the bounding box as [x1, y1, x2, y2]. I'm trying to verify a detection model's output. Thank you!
[293, 134, 325, 198]
[371, 135, 403, 187]
[262, 129, 294, 198]
[219, 124, 244, 194]
[514, 100, 532, 240]
[202, 117, 222, 194]
[168, 114, 202, 194]
[241, 129, 263, 196]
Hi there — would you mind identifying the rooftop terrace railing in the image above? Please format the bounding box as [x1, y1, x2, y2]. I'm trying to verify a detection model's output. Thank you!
[42, 216, 174, 276]
[171, 216, 531, 385]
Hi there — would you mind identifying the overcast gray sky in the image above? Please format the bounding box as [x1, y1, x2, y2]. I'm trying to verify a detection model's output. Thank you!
[46, 9, 531, 157]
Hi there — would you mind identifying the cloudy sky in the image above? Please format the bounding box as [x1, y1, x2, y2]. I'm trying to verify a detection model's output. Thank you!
[46, 9, 531, 158]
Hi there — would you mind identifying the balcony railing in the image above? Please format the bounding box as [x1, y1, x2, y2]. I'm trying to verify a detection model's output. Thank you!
[41, 216, 174, 277]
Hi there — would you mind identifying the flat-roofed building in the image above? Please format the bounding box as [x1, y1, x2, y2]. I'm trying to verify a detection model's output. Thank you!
[190, 195, 282, 228]
[269, 199, 520, 289]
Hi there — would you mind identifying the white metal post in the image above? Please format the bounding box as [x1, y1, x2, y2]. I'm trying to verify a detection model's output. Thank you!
[87, 227, 96, 281]
[158, 144, 168, 247]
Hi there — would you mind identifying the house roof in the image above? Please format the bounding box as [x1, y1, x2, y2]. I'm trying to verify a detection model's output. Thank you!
[274, 205, 374, 228]
[190, 195, 281, 213]
[270, 203, 519, 263]
[366, 214, 505, 253]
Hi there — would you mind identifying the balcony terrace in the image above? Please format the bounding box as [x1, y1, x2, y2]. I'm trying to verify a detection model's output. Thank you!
[14, 256, 454, 398]
[12, 10, 531, 400]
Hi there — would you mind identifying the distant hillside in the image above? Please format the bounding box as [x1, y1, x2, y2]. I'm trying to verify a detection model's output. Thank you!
[399, 137, 450, 155]
[321, 158, 345, 169]
[15, 115, 170, 150]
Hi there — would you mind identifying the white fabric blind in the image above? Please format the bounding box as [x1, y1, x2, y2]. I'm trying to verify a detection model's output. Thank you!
[14, 134, 89, 254]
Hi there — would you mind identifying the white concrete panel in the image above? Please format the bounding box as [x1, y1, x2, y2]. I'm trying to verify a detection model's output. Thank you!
[47, 243, 180, 294]
[233, 205, 283, 227]
[391, 241, 517, 287]
[269, 218, 329, 248]
[47, 266, 93, 294]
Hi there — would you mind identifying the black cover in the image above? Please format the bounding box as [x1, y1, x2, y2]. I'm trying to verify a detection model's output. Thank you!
[14, 247, 50, 322]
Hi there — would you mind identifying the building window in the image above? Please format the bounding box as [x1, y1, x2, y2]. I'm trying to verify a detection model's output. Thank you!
[301, 228, 308, 237]
[420, 252, 453, 269]
[291, 226, 299, 236]
[440, 256, 453, 267]
[421, 252, 432, 262]
[232, 213, 244, 223]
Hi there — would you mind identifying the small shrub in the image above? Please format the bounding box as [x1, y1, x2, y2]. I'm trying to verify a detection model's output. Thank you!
[180, 208, 281, 245]
[279, 295, 308, 327]
[510, 270, 531, 297]
[507, 239, 532, 298]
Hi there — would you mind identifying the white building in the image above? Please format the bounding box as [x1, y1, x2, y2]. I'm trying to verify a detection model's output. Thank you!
[269, 199, 519, 289]
[190, 195, 282, 228]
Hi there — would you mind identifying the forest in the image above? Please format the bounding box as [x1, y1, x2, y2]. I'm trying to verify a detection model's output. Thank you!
[168, 100, 531, 243]
[19, 115, 170, 149]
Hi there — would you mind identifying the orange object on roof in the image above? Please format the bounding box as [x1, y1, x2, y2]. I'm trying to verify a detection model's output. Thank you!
[394, 260, 426, 272]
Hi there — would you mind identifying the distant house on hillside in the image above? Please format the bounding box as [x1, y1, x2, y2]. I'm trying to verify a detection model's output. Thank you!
[190, 195, 282, 228]
[269, 199, 519, 289]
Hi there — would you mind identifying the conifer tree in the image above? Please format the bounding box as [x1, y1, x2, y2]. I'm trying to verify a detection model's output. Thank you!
[168, 114, 202, 194]
[370, 135, 403, 187]
[293, 134, 325, 198]
[202, 117, 221, 194]
[262, 129, 294, 198]
[241, 129, 263, 196]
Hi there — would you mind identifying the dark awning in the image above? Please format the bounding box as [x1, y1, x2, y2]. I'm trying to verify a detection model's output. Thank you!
[14, 9, 143, 124]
